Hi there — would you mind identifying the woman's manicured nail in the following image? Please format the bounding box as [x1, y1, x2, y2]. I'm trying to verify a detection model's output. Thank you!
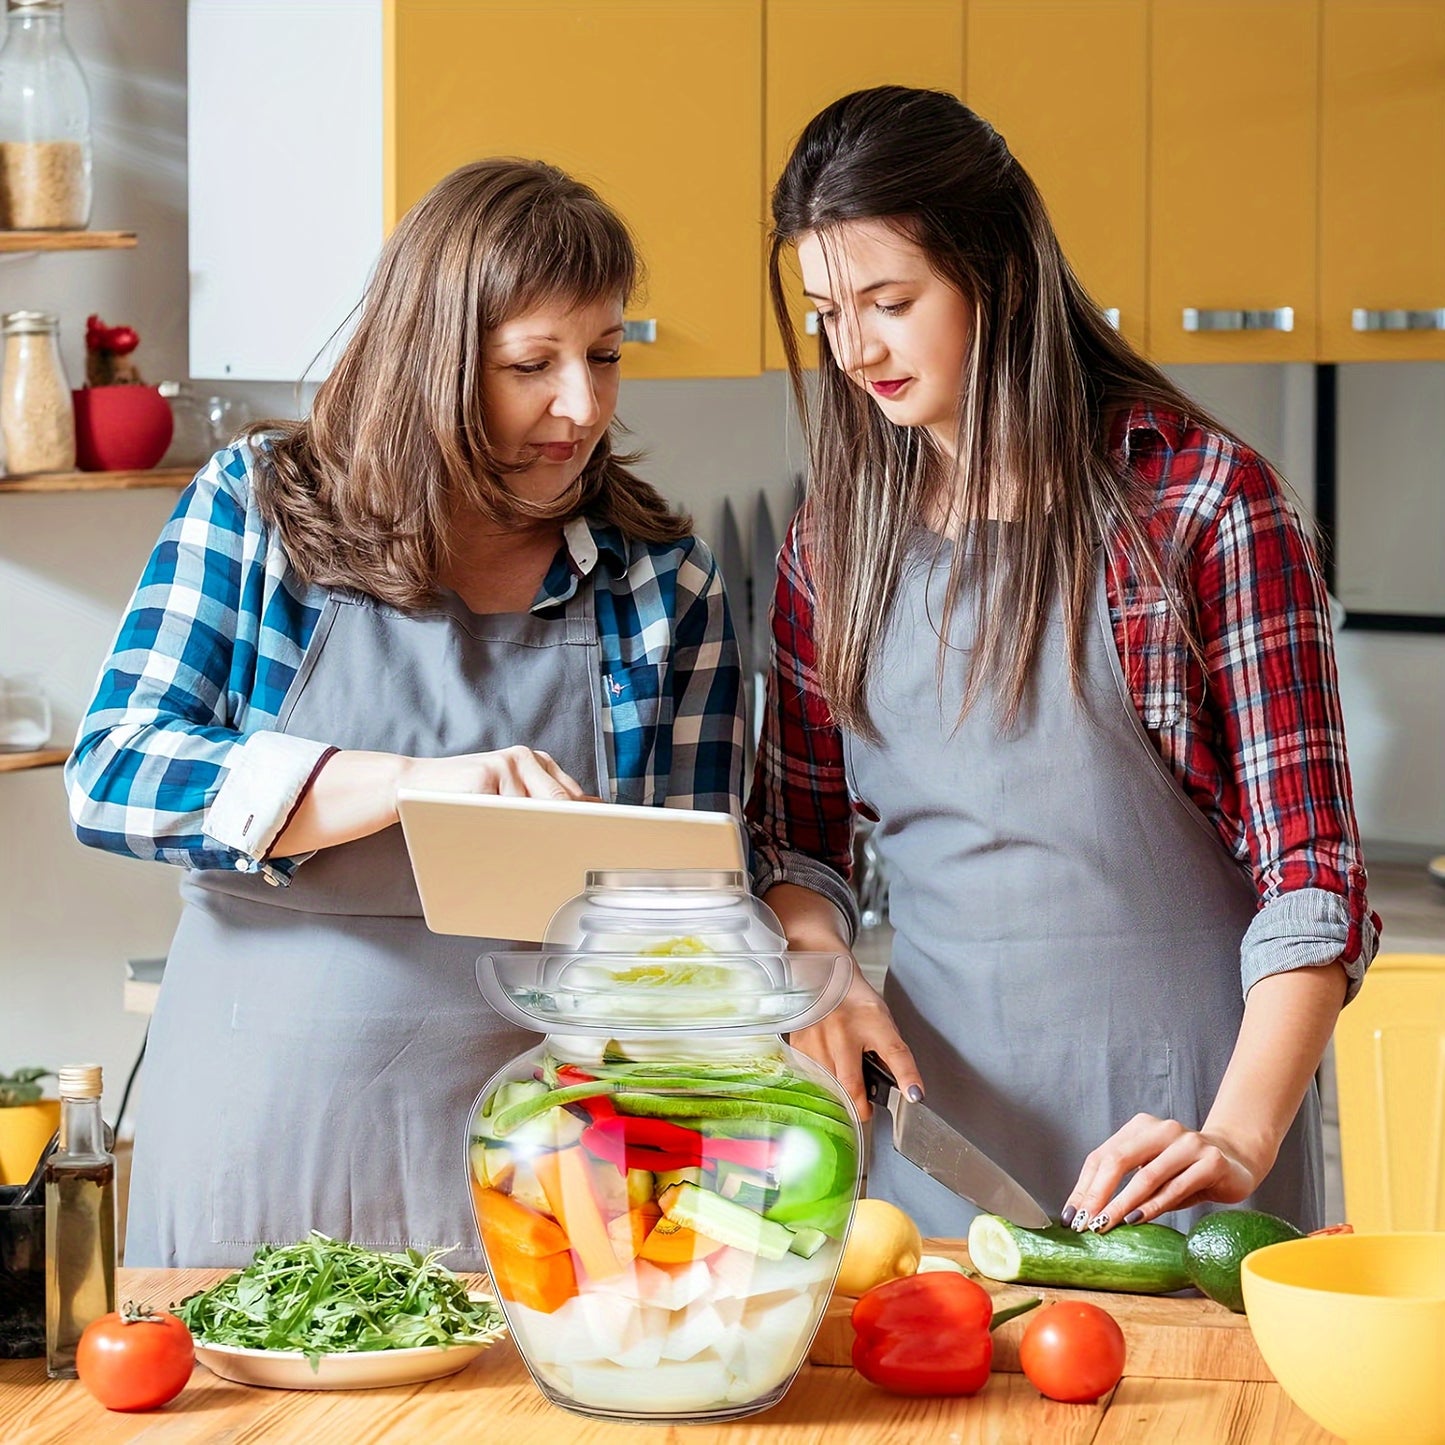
[1088, 1212, 1111, 1233]
[906, 1085, 923, 1103]
[1071, 1210, 1090, 1232]
[1060, 1204, 1077, 1227]
[1123, 1208, 1145, 1225]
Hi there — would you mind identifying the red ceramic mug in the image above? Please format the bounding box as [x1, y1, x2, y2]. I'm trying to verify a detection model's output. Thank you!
[72, 385, 174, 471]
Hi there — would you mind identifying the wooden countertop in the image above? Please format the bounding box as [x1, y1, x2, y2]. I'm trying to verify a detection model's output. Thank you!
[0, 1264, 1340, 1444]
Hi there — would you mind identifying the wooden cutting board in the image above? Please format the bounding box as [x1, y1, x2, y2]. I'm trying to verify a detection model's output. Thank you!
[808, 1240, 1273, 1382]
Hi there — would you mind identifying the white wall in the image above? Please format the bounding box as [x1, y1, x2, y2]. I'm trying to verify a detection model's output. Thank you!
[1, 2, 1439, 1112]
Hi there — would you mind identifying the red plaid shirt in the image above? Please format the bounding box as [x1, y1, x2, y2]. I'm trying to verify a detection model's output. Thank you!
[746, 405, 1377, 972]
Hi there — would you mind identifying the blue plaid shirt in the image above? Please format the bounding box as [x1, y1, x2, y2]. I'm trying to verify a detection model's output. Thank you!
[65, 444, 745, 882]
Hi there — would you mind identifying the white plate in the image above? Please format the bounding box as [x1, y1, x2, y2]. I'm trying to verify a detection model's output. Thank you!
[193, 1297, 508, 1391]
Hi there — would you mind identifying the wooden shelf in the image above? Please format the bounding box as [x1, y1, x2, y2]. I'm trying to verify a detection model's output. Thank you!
[0, 229, 136, 252]
[0, 467, 192, 494]
[0, 747, 67, 773]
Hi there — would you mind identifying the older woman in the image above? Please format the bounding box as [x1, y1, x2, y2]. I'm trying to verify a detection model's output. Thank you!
[67, 159, 745, 1267]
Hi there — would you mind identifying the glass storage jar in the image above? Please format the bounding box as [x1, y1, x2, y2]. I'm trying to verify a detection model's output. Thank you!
[469, 869, 859, 1424]
[0, 0, 92, 230]
[1, 310, 74, 474]
[156, 382, 215, 468]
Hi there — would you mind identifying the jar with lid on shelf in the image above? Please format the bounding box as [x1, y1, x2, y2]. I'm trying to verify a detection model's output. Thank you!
[469, 868, 860, 1425]
[0, 0, 92, 230]
[1, 310, 75, 474]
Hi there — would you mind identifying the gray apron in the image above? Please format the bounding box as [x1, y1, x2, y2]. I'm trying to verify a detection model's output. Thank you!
[849, 535, 1322, 1237]
[126, 580, 607, 1268]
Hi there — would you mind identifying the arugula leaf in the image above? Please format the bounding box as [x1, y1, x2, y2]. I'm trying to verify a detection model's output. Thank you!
[175, 1233, 506, 1366]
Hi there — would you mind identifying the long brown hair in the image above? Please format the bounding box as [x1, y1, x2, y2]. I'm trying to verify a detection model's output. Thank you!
[249, 158, 689, 608]
[769, 86, 1229, 737]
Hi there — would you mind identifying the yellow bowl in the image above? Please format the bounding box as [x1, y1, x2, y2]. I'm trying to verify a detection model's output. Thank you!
[1241, 1233, 1445, 1445]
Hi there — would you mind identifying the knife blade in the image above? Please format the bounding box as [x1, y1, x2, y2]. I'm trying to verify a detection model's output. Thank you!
[861, 1052, 1052, 1228]
[716, 497, 752, 679]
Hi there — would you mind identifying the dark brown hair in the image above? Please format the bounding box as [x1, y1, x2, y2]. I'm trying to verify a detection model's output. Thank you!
[249, 158, 688, 607]
[770, 86, 1230, 736]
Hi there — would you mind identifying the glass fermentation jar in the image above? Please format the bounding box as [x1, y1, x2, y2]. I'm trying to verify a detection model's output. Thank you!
[0, 0, 93, 230]
[1, 311, 75, 474]
[469, 870, 859, 1424]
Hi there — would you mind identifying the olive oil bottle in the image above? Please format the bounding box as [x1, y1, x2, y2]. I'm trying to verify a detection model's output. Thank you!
[44, 1065, 116, 1378]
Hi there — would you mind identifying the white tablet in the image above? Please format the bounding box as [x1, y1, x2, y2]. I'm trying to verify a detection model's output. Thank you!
[396, 789, 748, 942]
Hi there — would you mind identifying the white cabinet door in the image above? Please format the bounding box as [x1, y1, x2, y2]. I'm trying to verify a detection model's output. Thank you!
[188, 0, 383, 382]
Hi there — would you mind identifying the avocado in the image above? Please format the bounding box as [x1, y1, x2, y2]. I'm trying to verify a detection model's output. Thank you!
[1185, 1208, 1304, 1312]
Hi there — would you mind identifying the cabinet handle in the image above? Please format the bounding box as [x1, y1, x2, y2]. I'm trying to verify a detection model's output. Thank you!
[1102, 308, 1120, 330]
[1351, 308, 1445, 333]
[622, 319, 657, 344]
[804, 309, 820, 336]
[1182, 307, 1294, 333]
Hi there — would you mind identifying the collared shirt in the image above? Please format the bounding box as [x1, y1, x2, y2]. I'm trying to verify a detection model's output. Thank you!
[747, 405, 1378, 998]
[66, 443, 745, 884]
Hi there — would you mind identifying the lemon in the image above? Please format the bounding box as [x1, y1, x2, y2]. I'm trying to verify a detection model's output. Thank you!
[834, 1198, 924, 1296]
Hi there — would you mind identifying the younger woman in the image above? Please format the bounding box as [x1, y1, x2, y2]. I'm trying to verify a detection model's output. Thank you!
[748, 87, 1376, 1236]
[68, 159, 745, 1267]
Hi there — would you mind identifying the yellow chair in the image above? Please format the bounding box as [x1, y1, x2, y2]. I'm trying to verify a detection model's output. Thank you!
[1333, 953, 1445, 1231]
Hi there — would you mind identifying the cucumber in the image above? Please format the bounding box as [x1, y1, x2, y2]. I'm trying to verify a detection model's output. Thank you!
[968, 1213, 1190, 1295]
[785, 1226, 829, 1259]
[660, 1182, 795, 1260]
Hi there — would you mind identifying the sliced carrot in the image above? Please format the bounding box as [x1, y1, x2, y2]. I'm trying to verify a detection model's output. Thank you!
[472, 1185, 570, 1258]
[533, 1146, 626, 1279]
[637, 1216, 727, 1264]
[606, 1203, 663, 1262]
[481, 1228, 578, 1313]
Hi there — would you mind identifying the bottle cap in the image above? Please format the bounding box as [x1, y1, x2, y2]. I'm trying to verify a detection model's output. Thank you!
[2, 310, 60, 335]
[57, 1064, 102, 1099]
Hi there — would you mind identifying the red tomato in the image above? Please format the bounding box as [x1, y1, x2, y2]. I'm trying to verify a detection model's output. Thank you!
[76, 1305, 195, 1412]
[1018, 1301, 1125, 1404]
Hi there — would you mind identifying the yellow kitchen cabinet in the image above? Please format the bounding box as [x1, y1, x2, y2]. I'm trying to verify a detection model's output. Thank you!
[1149, 0, 1320, 363]
[1319, 0, 1445, 361]
[966, 0, 1148, 348]
[763, 1, 964, 370]
[387, 0, 762, 379]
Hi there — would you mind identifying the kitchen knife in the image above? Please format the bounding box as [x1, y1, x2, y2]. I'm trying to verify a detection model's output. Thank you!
[861, 1052, 1052, 1228]
[716, 497, 752, 679]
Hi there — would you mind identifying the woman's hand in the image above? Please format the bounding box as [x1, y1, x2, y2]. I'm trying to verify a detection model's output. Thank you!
[790, 962, 923, 1122]
[270, 746, 587, 857]
[400, 746, 587, 800]
[1059, 1115, 1272, 1233]
[1062, 962, 1349, 1231]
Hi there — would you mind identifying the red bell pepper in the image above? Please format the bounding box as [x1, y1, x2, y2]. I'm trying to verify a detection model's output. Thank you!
[850, 1273, 1041, 1397]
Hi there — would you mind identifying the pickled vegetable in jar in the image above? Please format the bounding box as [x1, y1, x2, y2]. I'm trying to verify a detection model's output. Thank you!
[470, 870, 859, 1424]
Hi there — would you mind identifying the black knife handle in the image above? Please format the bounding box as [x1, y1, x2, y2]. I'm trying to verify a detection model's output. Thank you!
[861, 1051, 895, 1107]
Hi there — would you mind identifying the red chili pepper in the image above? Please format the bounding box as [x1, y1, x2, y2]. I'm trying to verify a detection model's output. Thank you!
[581, 1115, 708, 1172]
[555, 1065, 617, 1120]
[85, 314, 140, 355]
[700, 1134, 778, 1170]
[851, 1273, 1039, 1397]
